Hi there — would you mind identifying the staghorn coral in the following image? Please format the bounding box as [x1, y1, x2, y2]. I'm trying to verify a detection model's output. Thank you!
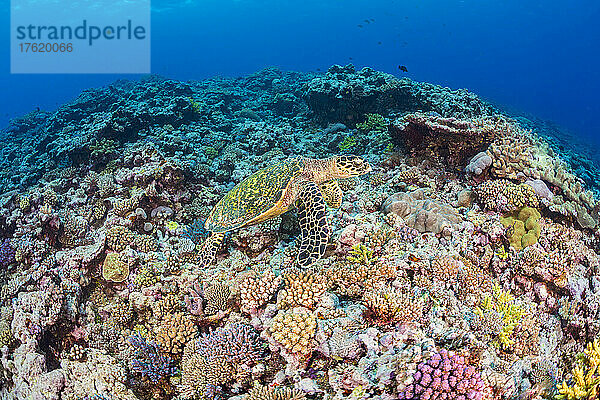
[277, 268, 327, 310]
[556, 337, 600, 400]
[129, 332, 176, 384]
[473, 286, 526, 350]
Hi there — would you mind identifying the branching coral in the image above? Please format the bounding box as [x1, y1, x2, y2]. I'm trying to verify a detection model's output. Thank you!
[270, 307, 317, 359]
[556, 338, 600, 399]
[238, 269, 282, 315]
[203, 282, 232, 315]
[0, 239, 15, 268]
[180, 323, 264, 398]
[475, 180, 539, 212]
[154, 312, 198, 355]
[363, 284, 424, 326]
[398, 349, 488, 400]
[247, 384, 306, 400]
[356, 113, 387, 133]
[129, 332, 176, 384]
[346, 243, 374, 266]
[182, 218, 209, 245]
[473, 286, 526, 349]
[277, 268, 327, 310]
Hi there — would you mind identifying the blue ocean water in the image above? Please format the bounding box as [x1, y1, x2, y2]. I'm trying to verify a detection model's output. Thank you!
[1, 0, 599, 148]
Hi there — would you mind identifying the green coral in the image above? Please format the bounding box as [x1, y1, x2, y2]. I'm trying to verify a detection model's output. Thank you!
[89, 138, 119, 158]
[188, 97, 202, 114]
[556, 338, 600, 399]
[356, 113, 387, 133]
[347, 244, 374, 266]
[338, 135, 357, 152]
[134, 265, 160, 288]
[474, 285, 526, 349]
[500, 207, 541, 250]
[203, 146, 218, 160]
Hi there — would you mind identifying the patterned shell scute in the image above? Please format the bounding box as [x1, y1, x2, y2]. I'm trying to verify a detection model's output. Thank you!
[206, 157, 304, 232]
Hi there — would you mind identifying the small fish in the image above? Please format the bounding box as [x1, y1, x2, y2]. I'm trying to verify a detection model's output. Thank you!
[349, 57, 353, 60]
[378, 41, 382, 45]
[364, 19, 370, 24]
[316, 68, 321, 71]
[370, 18, 375, 22]
[398, 65, 408, 72]
[408, 254, 421, 262]
[357, 24, 363, 28]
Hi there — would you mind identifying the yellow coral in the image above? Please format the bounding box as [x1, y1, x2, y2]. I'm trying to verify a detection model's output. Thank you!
[347, 244, 374, 266]
[338, 135, 357, 151]
[556, 338, 600, 400]
[500, 207, 541, 250]
[474, 285, 526, 349]
[270, 308, 317, 358]
[102, 253, 129, 283]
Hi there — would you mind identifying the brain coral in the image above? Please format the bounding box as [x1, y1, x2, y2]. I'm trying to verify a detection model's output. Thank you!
[382, 189, 462, 236]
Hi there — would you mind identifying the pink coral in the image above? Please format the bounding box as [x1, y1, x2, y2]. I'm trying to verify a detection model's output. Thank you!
[399, 349, 488, 400]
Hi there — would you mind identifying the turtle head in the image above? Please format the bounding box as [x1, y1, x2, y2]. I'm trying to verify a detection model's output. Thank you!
[333, 155, 372, 178]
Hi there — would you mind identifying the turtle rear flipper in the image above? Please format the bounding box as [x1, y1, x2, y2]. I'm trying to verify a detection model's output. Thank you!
[296, 181, 330, 267]
[200, 232, 226, 266]
[319, 180, 343, 209]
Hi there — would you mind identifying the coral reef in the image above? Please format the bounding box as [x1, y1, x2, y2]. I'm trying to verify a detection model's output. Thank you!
[0, 65, 598, 400]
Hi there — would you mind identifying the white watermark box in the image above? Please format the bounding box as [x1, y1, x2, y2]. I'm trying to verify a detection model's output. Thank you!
[11, 0, 151, 73]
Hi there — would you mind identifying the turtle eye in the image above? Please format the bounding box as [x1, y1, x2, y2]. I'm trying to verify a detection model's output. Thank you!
[353, 159, 362, 166]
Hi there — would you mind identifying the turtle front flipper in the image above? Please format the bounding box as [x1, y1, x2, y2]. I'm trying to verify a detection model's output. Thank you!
[319, 180, 343, 209]
[199, 232, 226, 266]
[296, 181, 331, 267]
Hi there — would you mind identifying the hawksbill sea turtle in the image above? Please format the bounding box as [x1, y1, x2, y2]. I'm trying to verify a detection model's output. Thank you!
[201, 155, 372, 267]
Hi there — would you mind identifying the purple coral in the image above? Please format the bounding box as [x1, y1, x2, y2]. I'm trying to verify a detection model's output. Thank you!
[129, 332, 176, 383]
[399, 349, 487, 400]
[0, 239, 15, 268]
[196, 323, 264, 364]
